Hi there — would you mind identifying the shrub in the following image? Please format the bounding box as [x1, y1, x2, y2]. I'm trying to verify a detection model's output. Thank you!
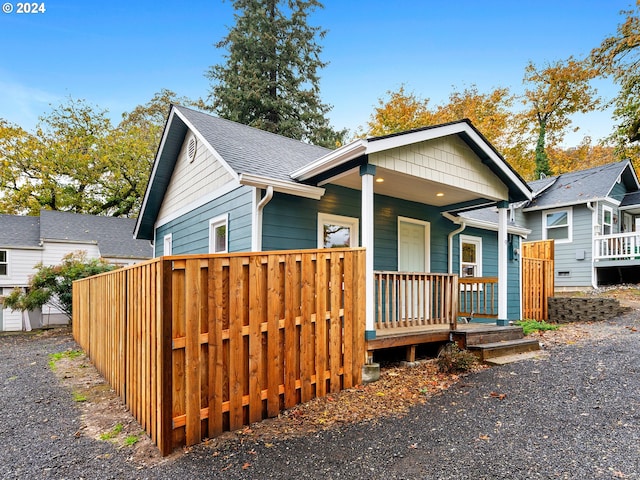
[4, 251, 116, 319]
[436, 342, 478, 373]
[515, 319, 559, 335]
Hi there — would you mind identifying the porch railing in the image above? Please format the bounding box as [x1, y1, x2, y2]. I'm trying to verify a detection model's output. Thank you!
[594, 232, 640, 262]
[458, 277, 498, 320]
[374, 271, 458, 331]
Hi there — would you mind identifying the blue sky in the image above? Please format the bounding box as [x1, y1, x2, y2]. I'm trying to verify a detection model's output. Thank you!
[0, 0, 635, 145]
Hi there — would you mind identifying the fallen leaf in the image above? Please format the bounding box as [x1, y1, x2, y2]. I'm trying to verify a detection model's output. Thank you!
[242, 462, 251, 470]
[489, 392, 507, 400]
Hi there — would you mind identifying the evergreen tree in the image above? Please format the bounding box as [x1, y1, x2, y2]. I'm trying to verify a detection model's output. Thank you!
[205, 0, 345, 148]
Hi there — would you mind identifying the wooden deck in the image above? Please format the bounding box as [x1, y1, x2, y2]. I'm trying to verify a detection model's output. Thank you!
[366, 323, 516, 362]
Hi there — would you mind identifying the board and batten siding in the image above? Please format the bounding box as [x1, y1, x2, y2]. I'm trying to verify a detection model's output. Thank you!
[155, 186, 253, 256]
[370, 135, 509, 201]
[525, 205, 594, 288]
[156, 129, 235, 222]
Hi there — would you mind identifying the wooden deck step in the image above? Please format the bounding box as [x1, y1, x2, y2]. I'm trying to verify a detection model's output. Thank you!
[452, 325, 525, 347]
[467, 338, 540, 361]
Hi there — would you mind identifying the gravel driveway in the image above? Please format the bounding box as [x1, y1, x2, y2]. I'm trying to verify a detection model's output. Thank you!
[2, 308, 640, 480]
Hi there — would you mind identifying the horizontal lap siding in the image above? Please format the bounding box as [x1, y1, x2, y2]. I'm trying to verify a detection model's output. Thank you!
[374, 194, 450, 273]
[451, 227, 522, 320]
[263, 186, 451, 274]
[262, 185, 362, 251]
[155, 186, 253, 255]
[508, 236, 522, 319]
[525, 206, 593, 288]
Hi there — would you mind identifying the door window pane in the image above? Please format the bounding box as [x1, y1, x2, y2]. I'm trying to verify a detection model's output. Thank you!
[460, 236, 481, 278]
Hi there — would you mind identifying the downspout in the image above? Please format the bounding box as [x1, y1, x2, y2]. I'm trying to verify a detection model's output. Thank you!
[253, 186, 274, 252]
[587, 201, 597, 288]
[442, 212, 466, 274]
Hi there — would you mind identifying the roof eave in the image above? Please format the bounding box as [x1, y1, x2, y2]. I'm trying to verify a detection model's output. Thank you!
[239, 173, 325, 200]
[290, 140, 367, 181]
[522, 197, 609, 212]
[443, 211, 531, 236]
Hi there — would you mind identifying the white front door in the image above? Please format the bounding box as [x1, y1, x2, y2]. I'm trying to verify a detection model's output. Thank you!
[398, 218, 430, 321]
[399, 218, 430, 272]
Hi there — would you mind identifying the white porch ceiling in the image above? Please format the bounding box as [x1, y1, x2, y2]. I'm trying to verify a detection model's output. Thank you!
[320, 166, 496, 207]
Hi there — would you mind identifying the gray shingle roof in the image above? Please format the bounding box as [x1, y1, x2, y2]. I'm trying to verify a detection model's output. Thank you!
[621, 190, 640, 209]
[40, 210, 152, 259]
[525, 161, 634, 210]
[458, 207, 526, 230]
[176, 106, 331, 181]
[0, 214, 41, 248]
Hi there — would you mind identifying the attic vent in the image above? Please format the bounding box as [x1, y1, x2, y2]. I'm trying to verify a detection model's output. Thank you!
[186, 135, 197, 163]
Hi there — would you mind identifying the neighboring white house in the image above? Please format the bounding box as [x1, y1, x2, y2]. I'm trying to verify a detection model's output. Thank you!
[0, 210, 153, 331]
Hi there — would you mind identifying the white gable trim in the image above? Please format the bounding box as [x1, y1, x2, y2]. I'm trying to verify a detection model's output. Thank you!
[173, 108, 239, 182]
[135, 108, 178, 238]
[291, 123, 531, 202]
[291, 140, 367, 181]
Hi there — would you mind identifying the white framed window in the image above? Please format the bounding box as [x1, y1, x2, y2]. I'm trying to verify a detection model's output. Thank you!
[460, 235, 482, 278]
[0, 250, 7, 276]
[543, 208, 572, 243]
[163, 234, 172, 256]
[318, 213, 359, 248]
[209, 214, 228, 253]
[602, 206, 613, 235]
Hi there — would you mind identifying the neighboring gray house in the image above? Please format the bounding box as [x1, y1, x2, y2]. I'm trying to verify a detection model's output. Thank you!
[0, 210, 153, 331]
[135, 105, 532, 337]
[517, 160, 640, 290]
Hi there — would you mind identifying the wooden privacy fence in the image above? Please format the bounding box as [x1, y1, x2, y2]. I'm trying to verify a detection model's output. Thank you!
[72, 248, 366, 456]
[522, 240, 554, 320]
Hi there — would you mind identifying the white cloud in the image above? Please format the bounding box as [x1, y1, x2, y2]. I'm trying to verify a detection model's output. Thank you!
[0, 75, 60, 132]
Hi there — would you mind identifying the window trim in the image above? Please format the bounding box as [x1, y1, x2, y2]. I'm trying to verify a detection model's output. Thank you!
[542, 207, 573, 244]
[602, 205, 613, 236]
[317, 213, 359, 249]
[163, 233, 172, 256]
[0, 249, 7, 276]
[459, 234, 482, 278]
[209, 214, 229, 254]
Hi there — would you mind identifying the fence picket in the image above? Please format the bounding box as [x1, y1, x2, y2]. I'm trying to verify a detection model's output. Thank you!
[73, 249, 365, 456]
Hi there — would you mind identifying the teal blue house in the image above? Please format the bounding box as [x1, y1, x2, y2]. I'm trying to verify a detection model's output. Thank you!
[135, 105, 532, 338]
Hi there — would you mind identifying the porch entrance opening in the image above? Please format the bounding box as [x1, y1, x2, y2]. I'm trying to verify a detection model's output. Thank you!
[398, 218, 430, 322]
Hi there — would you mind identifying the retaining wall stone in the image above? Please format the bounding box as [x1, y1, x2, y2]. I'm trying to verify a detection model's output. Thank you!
[548, 297, 622, 323]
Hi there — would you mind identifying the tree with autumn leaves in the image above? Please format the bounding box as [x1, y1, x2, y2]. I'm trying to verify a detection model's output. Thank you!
[0, 90, 189, 217]
[365, 58, 606, 182]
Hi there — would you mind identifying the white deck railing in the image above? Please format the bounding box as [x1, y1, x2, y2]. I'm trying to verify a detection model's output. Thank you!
[593, 232, 640, 262]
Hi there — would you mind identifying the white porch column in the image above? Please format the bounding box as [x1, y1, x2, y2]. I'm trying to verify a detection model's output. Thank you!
[497, 201, 509, 325]
[360, 164, 376, 339]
